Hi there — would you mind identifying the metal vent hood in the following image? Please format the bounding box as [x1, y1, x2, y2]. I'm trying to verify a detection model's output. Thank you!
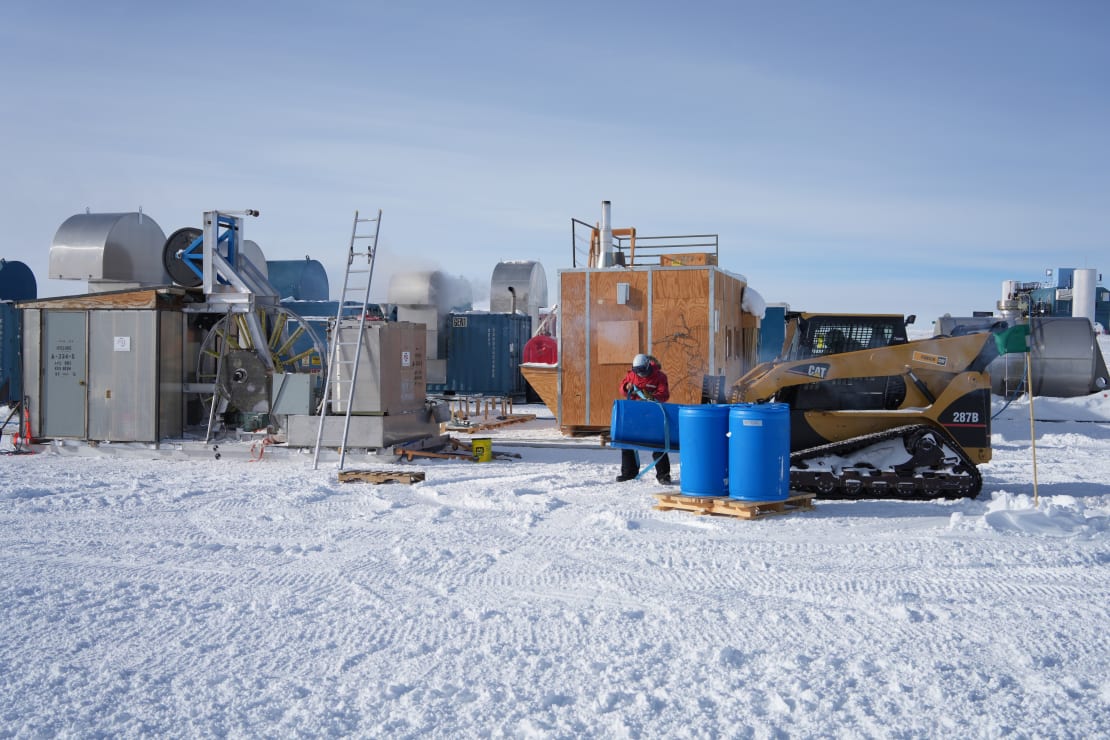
[49, 212, 171, 289]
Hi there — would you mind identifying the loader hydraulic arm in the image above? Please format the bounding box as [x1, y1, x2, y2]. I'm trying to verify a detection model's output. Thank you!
[729, 332, 996, 405]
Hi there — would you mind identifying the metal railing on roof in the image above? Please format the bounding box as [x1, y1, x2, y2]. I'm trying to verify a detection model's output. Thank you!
[570, 218, 719, 268]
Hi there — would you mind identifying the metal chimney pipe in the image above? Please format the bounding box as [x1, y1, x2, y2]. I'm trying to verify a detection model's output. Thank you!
[1073, 268, 1097, 326]
[508, 286, 517, 314]
[599, 200, 613, 268]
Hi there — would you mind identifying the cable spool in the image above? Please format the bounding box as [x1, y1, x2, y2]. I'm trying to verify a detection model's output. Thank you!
[162, 227, 204, 287]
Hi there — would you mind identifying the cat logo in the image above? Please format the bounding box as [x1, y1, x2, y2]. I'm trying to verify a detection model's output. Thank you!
[912, 351, 948, 367]
[789, 363, 830, 379]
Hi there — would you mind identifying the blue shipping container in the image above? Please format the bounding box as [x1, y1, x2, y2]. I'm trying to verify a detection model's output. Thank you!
[0, 302, 22, 404]
[446, 312, 531, 397]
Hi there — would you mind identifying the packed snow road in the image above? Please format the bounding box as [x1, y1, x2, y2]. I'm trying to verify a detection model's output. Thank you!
[2, 400, 1109, 736]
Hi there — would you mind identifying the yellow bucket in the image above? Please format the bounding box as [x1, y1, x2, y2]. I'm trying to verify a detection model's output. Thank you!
[471, 437, 493, 463]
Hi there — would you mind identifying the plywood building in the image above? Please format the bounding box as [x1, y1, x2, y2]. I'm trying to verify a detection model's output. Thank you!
[557, 263, 759, 432]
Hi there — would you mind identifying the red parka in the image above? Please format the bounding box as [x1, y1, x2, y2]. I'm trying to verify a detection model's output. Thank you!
[618, 359, 670, 402]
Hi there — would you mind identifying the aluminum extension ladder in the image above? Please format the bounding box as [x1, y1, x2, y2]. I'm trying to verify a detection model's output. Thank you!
[312, 209, 383, 469]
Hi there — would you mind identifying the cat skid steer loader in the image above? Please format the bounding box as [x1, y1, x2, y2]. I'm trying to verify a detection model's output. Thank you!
[729, 313, 1000, 500]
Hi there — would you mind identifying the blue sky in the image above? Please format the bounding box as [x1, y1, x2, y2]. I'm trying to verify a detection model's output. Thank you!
[2, 1, 1107, 326]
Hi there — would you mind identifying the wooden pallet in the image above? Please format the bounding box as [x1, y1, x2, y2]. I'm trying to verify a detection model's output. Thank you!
[338, 470, 426, 485]
[446, 414, 536, 432]
[653, 492, 815, 520]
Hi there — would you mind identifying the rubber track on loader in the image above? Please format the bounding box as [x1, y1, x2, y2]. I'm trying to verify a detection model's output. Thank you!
[789, 424, 983, 501]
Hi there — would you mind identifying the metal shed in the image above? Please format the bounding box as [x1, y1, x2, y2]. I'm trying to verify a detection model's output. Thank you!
[20, 289, 185, 442]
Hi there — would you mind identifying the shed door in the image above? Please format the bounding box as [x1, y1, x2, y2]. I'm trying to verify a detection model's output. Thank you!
[88, 311, 158, 442]
[42, 311, 87, 438]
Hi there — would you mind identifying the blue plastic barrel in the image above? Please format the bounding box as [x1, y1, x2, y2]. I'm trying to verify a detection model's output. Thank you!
[609, 399, 682, 450]
[728, 403, 791, 501]
[678, 406, 730, 496]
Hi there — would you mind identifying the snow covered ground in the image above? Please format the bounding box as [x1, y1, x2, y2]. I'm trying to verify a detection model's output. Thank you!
[2, 342, 1110, 736]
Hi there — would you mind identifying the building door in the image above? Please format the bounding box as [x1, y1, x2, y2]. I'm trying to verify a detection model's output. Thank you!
[42, 311, 87, 438]
[88, 310, 158, 442]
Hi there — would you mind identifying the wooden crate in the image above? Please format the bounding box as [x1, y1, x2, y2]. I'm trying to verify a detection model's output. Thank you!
[653, 492, 815, 520]
[557, 265, 756, 429]
[659, 252, 717, 266]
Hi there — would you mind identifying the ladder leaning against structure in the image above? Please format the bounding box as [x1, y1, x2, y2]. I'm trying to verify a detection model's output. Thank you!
[312, 209, 383, 470]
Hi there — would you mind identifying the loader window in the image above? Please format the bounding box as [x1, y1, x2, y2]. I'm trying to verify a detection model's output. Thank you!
[796, 316, 907, 359]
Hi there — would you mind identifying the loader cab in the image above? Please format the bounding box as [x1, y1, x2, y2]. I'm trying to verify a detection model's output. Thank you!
[776, 312, 913, 413]
[789, 313, 910, 360]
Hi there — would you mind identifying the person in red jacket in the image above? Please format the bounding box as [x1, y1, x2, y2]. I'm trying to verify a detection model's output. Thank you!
[616, 353, 673, 484]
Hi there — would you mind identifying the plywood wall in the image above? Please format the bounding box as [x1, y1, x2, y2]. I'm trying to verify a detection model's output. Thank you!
[649, 269, 711, 406]
[559, 269, 650, 428]
[559, 266, 755, 430]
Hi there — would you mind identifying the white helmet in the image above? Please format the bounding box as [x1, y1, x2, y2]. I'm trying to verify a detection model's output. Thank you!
[632, 354, 650, 375]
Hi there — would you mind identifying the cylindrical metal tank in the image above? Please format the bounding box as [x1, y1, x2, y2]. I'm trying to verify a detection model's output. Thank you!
[933, 315, 1000, 337]
[997, 280, 1024, 321]
[49, 212, 169, 287]
[0, 259, 37, 301]
[267, 258, 328, 301]
[1073, 268, 1097, 326]
[489, 260, 547, 331]
[240, 240, 269, 279]
[990, 317, 1110, 397]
